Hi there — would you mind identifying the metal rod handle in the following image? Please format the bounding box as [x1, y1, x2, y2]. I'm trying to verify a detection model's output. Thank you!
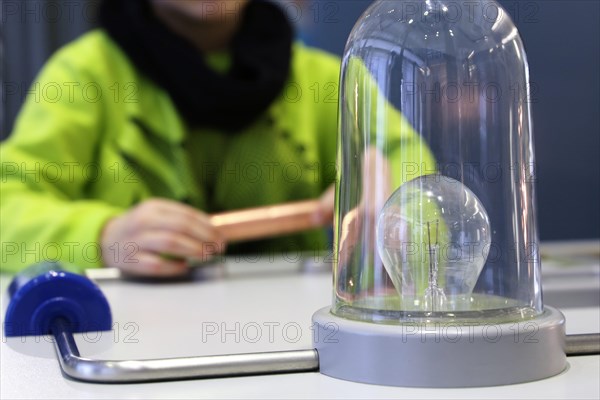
[51, 318, 319, 383]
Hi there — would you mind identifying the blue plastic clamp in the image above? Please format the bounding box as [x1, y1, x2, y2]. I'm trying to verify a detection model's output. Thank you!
[4, 261, 112, 337]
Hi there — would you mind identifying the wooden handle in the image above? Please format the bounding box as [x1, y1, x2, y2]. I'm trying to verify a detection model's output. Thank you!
[209, 200, 328, 242]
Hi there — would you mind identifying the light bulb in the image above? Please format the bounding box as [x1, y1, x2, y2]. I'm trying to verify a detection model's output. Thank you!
[376, 174, 491, 313]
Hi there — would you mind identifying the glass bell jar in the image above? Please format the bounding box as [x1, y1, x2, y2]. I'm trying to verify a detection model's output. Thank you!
[313, 0, 566, 387]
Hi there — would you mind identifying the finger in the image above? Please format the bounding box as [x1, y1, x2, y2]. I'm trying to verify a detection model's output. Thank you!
[117, 251, 188, 277]
[136, 230, 220, 259]
[142, 199, 226, 243]
[137, 212, 224, 247]
[148, 198, 213, 224]
[132, 200, 225, 246]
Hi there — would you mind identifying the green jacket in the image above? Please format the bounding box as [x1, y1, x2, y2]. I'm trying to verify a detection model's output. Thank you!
[1, 30, 340, 273]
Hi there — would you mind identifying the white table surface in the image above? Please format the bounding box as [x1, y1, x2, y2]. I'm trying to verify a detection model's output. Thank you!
[2, 242, 599, 399]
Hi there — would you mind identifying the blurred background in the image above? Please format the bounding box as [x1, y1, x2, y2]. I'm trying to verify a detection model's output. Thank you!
[2, 0, 599, 241]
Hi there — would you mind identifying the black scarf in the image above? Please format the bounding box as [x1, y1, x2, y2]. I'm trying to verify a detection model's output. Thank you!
[98, 0, 293, 132]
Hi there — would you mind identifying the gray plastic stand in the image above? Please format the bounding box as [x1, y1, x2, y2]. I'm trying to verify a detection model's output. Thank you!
[312, 306, 566, 387]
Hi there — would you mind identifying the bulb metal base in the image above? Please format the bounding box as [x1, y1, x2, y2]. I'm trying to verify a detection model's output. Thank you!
[312, 306, 566, 387]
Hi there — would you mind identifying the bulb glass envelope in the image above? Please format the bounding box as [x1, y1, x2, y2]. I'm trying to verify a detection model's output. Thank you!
[333, 0, 541, 325]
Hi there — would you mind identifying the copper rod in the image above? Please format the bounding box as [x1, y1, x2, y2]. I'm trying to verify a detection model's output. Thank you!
[209, 200, 329, 242]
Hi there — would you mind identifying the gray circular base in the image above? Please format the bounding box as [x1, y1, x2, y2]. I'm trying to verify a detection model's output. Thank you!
[312, 306, 566, 387]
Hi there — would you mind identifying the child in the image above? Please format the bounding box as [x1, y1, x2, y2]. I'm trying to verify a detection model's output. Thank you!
[0, 0, 339, 276]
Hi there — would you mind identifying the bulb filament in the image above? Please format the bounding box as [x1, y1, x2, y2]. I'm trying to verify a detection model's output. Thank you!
[425, 220, 446, 312]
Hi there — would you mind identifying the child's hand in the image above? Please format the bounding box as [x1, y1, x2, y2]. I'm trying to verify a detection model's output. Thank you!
[100, 199, 226, 277]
